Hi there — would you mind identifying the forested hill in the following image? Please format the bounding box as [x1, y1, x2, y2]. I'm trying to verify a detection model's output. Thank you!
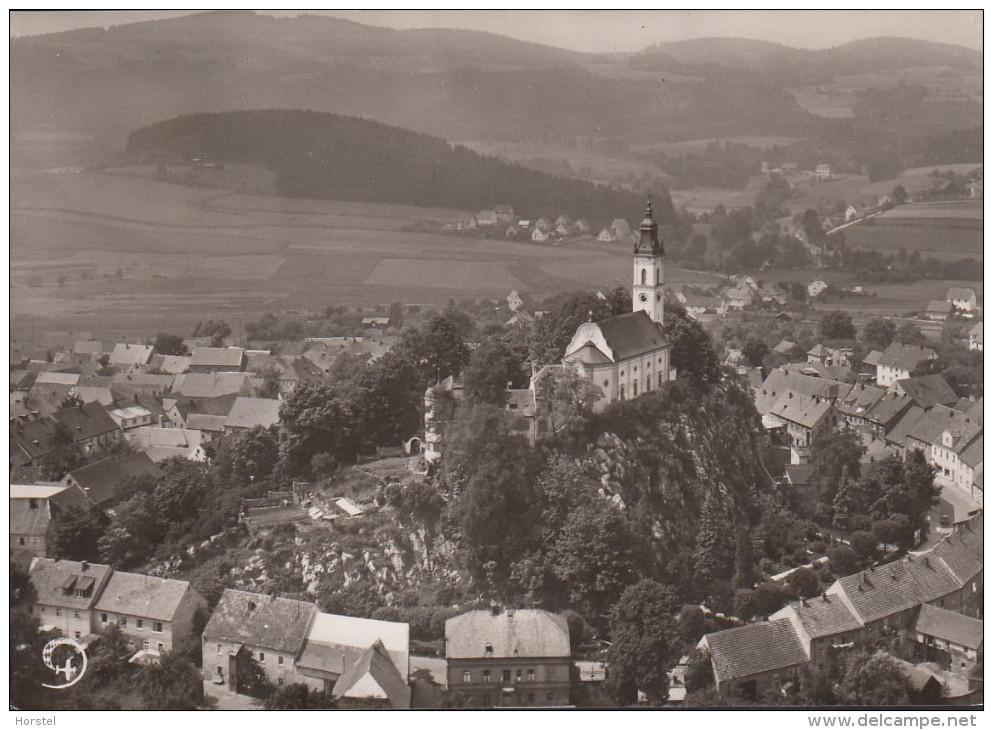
[125, 110, 645, 220]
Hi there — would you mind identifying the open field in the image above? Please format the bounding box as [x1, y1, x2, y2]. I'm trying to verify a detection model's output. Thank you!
[10, 168, 723, 340]
[832, 200, 982, 262]
[748, 268, 983, 317]
[457, 140, 660, 185]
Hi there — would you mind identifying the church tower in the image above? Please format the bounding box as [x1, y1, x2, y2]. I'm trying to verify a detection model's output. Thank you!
[632, 201, 665, 325]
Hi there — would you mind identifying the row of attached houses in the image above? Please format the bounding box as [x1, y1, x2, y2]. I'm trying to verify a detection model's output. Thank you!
[28, 557, 207, 659]
[202, 589, 412, 708]
[700, 515, 983, 698]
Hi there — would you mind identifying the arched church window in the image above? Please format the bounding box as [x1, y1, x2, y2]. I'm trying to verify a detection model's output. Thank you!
[641, 268, 647, 285]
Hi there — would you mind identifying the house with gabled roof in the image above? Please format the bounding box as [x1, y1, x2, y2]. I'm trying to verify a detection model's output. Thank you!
[28, 557, 113, 640]
[224, 397, 282, 432]
[698, 619, 809, 697]
[189, 347, 246, 373]
[968, 321, 982, 351]
[94, 571, 206, 656]
[52, 400, 122, 454]
[908, 603, 983, 676]
[203, 589, 318, 694]
[874, 342, 937, 387]
[891, 374, 959, 410]
[10, 483, 91, 567]
[766, 391, 838, 464]
[61, 452, 162, 510]
[295, 612, 410, 707]
[445, 608, 571, 708]
[109, 343, 154, 368]
[925, 299, 953, 322]
[947, 288, 977, 312]
[203, 589, 411, 706]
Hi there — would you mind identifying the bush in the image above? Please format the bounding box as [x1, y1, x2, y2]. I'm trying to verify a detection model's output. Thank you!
[849, 531, 879, 561]
[827, 545, 857, 576]
[785, 567, 820, 599]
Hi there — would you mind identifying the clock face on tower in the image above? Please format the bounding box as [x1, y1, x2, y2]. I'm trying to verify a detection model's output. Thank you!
[639, 293, 648, 302]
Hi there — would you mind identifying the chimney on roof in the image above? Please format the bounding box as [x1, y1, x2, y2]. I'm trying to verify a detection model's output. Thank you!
[491, 605, 501, 616]
[248, 600, 256, 612]
[81, 561, 89, 571]
[923, 556, 930, 568]
[822, 593, 829, 602]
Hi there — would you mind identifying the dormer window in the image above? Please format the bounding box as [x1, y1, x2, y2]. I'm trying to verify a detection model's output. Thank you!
[484, 642, 493, 657]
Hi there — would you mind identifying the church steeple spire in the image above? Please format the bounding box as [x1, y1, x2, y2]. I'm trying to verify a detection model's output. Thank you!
[635, 199, 662, 255]
[631, 198, 665, 325]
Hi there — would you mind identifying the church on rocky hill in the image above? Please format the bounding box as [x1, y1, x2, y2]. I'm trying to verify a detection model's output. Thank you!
[563, 201, 674, 406]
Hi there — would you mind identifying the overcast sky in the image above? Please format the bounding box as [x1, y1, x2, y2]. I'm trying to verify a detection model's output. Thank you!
[9, 9, 983, 52]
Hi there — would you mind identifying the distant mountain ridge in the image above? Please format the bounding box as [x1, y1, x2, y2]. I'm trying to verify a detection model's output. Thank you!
[10, 12, 982, 156]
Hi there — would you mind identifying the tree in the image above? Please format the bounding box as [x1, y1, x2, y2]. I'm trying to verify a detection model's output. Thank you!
[741, 339, 769, 368]
[785, 567, 820, 599]
[548, 502, 643, 627]
[133, 650, 204, 710]
[604, 580, 680, 706]
[394, 310, 472, 385]
[50, 506, 109, 562]
[462, 336, 527, 406]
[827, 544, 857, 575]
[837, 651, 914, 705]
[663, 299, 721, 389]
[891, 185, 908, 205]
[277, 379, 356, 477]
[38, 422, 85, 481]
[865, 451, 939, 548]
[535, 365, 601, 446]
[444, 405, 541, 591]
[820, 311, 855, 341]
[347, 352, 423, 448]
[809, 423, 863, 512]
[848, 531, 879, 561]
[212, 425, 280, 487]
[256, 366, 281, 400]
[153, 332, 189, 356]
[863, 318, 897, 350]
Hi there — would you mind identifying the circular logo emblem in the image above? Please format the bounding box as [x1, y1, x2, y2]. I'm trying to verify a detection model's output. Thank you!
[41, 637, 88, 689]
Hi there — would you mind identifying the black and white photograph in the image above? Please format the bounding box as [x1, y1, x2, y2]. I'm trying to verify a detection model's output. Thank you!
[8, 9, 983, 717]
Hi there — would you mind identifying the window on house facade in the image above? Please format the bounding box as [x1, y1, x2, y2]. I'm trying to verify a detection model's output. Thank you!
[101, 613, 108, 623]
[278, 678, 284, 687]
[619, 386, 625, 400]
[137, 619, 143, 629]
[547, 668, 555, 682]
[527, 669, 535, 682]
[516, 669, 522, 682]
[31, 538, 39, 548]
[74, 611, 81, 620]
[55, 608, 62, 618]
[153, 621, 163, 633]
[483, 670, 492, 683]
[463, 671, 471, 683]
[259, 652, 266, 662]
[119, 617, 127, 627]
[143, 639, 149, 650]
[74, 631, 81, 639]
[503, 670, 512, 683]
[158, 643, 164, 653]
[217, 644, 222, 655]
[18, 537, 26, 546]
[633, 382, 638, 397]
[278, 656, 284, 666]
